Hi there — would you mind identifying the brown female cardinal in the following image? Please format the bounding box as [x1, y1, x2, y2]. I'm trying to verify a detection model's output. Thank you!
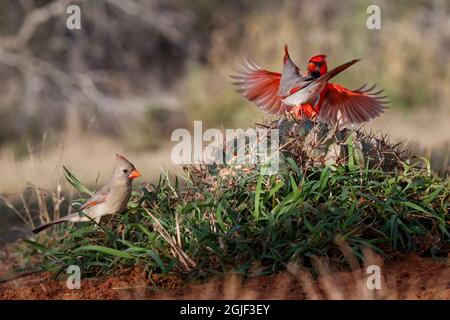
[231, 45, 388, 125]
[32, 154, 141, 234]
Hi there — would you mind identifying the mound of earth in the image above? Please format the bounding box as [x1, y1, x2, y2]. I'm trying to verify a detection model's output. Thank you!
[0, 254, 448, 300]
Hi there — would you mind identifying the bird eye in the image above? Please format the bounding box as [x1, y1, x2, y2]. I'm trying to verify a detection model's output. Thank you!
[123, 169, 128, 174]
[316, 62, 322, 67]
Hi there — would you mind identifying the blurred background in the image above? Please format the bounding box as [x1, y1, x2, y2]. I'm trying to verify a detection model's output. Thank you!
[0, 0, 449, 242]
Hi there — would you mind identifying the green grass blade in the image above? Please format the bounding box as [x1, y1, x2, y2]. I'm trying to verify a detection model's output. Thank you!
[74, 245, 133, 259]
[254, 173, 264, 220]
[63, 166, 93, 196]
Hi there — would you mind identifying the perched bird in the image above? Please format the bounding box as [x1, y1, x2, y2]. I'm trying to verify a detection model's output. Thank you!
[32, 154, 141, 234]
[231, 45, 388, 125]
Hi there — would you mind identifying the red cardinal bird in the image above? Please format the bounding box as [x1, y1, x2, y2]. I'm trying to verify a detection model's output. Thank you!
[231, 45, 387, 125]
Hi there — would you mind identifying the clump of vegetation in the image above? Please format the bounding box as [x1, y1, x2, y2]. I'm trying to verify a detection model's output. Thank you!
[25, 121, 449, 280]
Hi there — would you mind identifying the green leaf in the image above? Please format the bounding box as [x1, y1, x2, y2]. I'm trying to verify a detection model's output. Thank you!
[216, 202, 225, 231]
[63, 166, 93, 196]
[289, 174, 299, 195]
[254, 174, 264, 220]
[423, 188, 442, 204]
[319, 166, 331, 192]
[74, 245, 133, 259]
[131, 223, 155, 241]
[404, 201, 428, 213]
[148, 251, 168, 273]
[304, 217, 315, 232]
[269, 180, 285, 198]
[346, 133, 356, 171]
[286, 157, 300, 175]
[23, 239, 49, 252]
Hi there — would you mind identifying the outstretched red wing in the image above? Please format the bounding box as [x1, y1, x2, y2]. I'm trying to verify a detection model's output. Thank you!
[318, 83, 388, 125]
[231, 59, 289, 115]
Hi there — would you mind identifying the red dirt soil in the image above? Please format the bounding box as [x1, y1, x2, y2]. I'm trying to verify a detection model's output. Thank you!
[0, 254, 448, 300]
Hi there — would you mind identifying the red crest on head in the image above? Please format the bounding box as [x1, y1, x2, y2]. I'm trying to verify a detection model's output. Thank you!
[307, 54, 328, 76]
[309, 54, 327, 62]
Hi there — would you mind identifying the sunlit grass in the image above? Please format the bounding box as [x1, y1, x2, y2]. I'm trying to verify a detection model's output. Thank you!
[26, 126, 449, 280]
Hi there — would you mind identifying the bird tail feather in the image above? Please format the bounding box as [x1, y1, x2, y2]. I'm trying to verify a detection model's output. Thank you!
[31, 212, 86, 234]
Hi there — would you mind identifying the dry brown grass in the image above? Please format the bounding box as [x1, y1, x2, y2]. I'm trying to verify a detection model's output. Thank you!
[1, 0, 449, 197]
[0, 132, 181, 195]
[367, 108, 450, 149]
[0, 108, 449, 197]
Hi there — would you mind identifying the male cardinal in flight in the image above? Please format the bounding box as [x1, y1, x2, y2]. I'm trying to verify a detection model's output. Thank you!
[231, 45, 387, 125]
[32, 154, 141, 234]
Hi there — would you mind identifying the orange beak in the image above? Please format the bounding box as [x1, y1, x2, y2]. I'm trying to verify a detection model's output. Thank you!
[307, 62, 316, 73]
[128, 169, 141, 180]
